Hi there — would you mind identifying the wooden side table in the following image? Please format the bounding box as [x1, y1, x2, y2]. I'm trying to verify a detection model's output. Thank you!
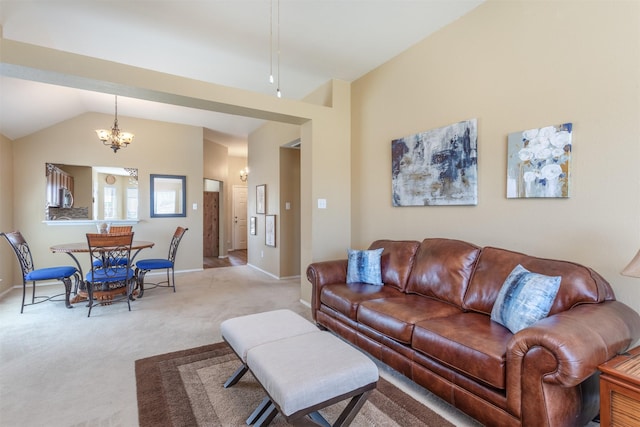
[599, 345, 640, 427]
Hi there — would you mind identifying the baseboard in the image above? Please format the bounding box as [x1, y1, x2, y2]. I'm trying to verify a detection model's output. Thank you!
[148, 268, 202, 276]
[247, 263, 279, 279]
[299, 299, 311, 308]
[246, 264, 302, 281]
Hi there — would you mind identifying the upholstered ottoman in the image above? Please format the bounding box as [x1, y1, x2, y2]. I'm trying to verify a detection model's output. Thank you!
[220, 309, 319, 388]
[246, 330, 379, 427]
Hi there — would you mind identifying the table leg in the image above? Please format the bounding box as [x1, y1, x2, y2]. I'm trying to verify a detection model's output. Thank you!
[62, 252, 88, 303]
[130, 248, 145, 299]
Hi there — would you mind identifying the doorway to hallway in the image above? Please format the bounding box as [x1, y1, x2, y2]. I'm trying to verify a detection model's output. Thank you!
[203, 249, 247, 268]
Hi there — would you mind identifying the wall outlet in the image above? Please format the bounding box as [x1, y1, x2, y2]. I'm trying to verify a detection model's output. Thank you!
[261, 250, 264, 258]
[318, 198, 327, 209]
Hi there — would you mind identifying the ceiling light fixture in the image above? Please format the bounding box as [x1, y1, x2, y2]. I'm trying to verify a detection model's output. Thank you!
[269, 0, 274, 85]
[96, 95, 134, 153]
[269, 0, 282, 98]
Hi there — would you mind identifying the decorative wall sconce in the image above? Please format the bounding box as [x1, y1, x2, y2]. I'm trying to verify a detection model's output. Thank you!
[240, 167, 249, 182]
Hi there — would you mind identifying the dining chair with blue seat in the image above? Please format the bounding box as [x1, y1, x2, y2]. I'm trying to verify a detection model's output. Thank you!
[92, 226, 133, 268]
[1, 230, 79, 313]
[135, 226, 188, 298]
[85, 232, 135, 317]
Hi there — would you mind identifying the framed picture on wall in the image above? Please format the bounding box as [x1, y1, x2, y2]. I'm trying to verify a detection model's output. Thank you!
[256, 184, 266, 214]
[250, 216, 257, 235]
[506, 123, 572, 198]
[150, 174, 186, 218]
[265, 215, 276, 247]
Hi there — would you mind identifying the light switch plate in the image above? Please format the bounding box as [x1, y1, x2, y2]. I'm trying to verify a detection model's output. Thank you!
[318, 199, 327, 209]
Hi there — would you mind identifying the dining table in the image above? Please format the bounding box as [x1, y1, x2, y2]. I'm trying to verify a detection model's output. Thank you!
[50, 240, 155, 303]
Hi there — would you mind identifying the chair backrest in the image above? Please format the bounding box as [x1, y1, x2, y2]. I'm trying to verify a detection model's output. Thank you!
[168, 227, 188, 262]
[86, 232, 134, 280]
[109, 226, 132, 234]
[1, 231, 35, 278]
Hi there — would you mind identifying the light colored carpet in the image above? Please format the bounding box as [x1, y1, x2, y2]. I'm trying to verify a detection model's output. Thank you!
[0, 266, 481, 427]
[135, 342, 455, 426]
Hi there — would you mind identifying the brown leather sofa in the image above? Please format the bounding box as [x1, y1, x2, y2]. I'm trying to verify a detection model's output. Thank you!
[306, 238, 640, 426]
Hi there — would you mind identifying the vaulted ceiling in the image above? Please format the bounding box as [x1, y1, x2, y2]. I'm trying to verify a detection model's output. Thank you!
[0, 0, 483, 155]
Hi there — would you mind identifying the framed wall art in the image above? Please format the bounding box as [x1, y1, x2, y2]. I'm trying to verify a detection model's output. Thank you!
[250, 216, 257, 235]
[256, 184, 266, 214]
[391, 119, 478, 206]
[506, 123, 572, 198]
[265, 214, 276, 247]
[150, 174, 186, 218]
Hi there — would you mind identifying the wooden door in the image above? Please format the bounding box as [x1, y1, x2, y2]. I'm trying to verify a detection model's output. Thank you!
[203, 191, 219, 257]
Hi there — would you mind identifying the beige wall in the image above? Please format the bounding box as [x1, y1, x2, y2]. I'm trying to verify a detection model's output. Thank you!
[248, 121, 300, 277]
[0, 133, 14, 293]
[351, 0, 640, 315]
[280, 147, 301, 278]
[2, 36, 353, 298]
[9, 112, 204, 281]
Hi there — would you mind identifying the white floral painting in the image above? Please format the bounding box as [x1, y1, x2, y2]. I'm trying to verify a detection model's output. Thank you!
[507, 123, 572, 198]
[392, 119, 478, 206]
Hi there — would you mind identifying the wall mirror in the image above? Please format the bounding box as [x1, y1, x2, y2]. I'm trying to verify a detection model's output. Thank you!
[150, 174, 186, 218]
[45, 163, 138, 221]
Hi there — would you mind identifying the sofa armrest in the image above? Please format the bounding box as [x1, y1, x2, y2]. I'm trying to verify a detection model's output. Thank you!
[506, 300, 640, 424]
[306, 260, 348, 321]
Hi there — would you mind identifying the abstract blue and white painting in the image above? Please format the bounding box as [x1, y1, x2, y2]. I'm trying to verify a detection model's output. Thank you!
[391, 119, 478, 206]
[507, 123, 572, 198]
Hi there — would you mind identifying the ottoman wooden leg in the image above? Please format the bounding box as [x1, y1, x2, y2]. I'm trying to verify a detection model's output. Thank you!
[224, 364, 249, 388]
[333, 390, 373, 427]
[246, 397, 271, 425]
[253, 401, 278, 427]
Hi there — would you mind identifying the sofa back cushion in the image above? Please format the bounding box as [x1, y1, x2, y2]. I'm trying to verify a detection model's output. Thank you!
[368, 240, 420, 292]
[405, 238, 481, 307]
[463, 246, 616, 315]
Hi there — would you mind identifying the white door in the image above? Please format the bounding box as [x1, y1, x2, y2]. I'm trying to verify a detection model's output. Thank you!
[233, 185, 248, 250]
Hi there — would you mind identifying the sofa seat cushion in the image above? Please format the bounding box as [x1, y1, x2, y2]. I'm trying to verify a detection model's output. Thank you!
[412, 312, 512, 389]
[320, 283, 403, 320]
[358, 295, 462, 344]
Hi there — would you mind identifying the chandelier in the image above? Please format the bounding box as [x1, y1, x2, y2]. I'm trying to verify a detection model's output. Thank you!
[96, 96, 134, 153]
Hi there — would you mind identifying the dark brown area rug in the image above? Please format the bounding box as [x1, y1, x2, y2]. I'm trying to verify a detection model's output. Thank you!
[135, 342, 455, 427]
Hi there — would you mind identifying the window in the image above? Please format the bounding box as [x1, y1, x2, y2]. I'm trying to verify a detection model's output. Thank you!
[126, 187, 138, 220]
[103, 187, 117, 219]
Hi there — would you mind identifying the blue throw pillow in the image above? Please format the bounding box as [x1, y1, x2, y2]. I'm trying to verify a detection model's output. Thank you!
[347, 248, 384, 286]
[491, 264, 561, 334]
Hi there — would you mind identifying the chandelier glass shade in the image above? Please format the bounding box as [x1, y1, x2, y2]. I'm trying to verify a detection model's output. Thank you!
[96, 96, 134, 153]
